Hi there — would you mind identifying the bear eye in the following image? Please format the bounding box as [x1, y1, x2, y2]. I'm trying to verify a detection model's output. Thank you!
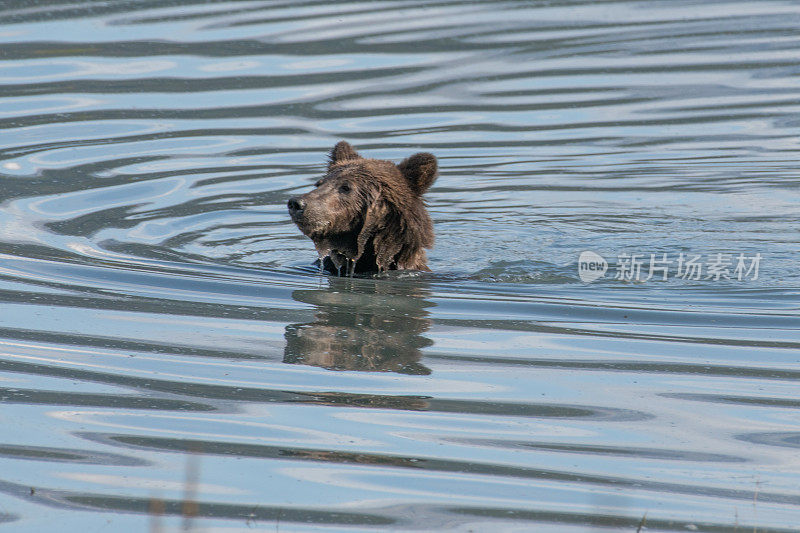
[338, 183, 351, 194]
[314, 179, 323, 187]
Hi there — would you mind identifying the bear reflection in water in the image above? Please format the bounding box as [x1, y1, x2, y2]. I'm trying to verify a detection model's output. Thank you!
[284, 278, 432, 375]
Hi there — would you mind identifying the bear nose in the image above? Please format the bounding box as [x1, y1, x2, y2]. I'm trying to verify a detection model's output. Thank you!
[287, 197, 305, 215]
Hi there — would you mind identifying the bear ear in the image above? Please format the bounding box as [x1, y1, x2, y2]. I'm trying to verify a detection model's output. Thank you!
[397, 152, 437, 195]
[328, 141, 362, 169]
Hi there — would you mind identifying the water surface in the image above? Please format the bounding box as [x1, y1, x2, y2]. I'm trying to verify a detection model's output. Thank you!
[1, 1, 800, 531]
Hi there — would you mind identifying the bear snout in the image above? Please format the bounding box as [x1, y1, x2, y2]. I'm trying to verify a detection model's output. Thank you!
[287, 197, 306, 218]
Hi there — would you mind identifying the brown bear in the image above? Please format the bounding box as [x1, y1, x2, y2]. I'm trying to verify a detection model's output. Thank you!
[288, 141, 437, 275]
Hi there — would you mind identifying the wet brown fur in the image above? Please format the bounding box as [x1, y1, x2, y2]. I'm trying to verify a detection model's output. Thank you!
[288, 141, 437, 274]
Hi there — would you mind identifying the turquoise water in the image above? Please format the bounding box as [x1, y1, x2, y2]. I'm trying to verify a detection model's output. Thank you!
[1, 1, 799, 531]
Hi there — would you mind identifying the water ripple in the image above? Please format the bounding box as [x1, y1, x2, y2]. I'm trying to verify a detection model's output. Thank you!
[1, 1, 799, 531]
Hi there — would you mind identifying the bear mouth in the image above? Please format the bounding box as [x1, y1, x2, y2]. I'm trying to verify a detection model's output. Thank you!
[290, 213, 330, 237]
